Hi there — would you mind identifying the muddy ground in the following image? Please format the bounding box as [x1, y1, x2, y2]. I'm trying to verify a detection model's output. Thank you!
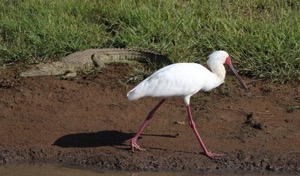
[0, 63, 299, 173]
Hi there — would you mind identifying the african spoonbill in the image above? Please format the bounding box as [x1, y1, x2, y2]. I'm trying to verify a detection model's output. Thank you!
[127, 50, 248, 158]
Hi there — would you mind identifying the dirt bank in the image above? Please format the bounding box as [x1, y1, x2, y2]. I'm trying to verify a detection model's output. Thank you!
[0, 63, 299, 173]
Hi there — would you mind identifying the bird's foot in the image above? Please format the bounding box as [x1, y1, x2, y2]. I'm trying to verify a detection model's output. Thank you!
[202, 151, 225, 158]
[129, 138, 146, 152]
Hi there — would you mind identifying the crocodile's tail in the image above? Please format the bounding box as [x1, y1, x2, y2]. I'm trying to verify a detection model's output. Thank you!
[92, 48, 172, 66]
[129, 48, 172, 65]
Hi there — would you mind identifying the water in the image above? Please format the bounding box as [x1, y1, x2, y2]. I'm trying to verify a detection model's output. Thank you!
[0, 164, 295, 176]
[0, 164, 186, 176]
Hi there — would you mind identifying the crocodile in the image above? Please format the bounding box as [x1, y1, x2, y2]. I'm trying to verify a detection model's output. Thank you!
[20, 48, 171, 78]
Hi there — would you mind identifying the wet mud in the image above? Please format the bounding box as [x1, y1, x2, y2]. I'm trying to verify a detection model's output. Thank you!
[0, 63, 299, 173]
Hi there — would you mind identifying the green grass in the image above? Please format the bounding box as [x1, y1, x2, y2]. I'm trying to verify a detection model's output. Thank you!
[1, 0, 300, 82]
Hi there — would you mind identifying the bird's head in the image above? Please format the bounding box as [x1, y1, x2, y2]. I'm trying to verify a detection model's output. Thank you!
[208, 50, 249, 91]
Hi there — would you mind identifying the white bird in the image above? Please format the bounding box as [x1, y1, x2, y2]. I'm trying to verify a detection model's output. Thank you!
[127, 50, 248, 158]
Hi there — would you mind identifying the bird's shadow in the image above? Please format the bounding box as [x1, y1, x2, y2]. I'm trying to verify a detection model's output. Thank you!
[52, 130, 176, 148]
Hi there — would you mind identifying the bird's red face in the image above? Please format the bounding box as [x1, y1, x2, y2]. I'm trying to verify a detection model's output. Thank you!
[225, 56, 249, 91]
[225, 56, 232, 65]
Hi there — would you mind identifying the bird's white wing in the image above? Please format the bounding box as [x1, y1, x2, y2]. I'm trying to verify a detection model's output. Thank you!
[127, 63, 212, 101]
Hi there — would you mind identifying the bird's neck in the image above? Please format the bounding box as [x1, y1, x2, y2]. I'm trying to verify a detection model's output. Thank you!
[210, 64, 226, 82]
[202, 65, 226, 92]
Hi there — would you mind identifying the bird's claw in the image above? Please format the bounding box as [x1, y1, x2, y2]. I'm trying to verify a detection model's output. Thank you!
[129, 138, 146, 151]
[204, 151, 225, 158]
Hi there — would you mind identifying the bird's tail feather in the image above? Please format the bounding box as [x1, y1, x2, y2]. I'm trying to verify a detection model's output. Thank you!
[127, 88, 140, 101]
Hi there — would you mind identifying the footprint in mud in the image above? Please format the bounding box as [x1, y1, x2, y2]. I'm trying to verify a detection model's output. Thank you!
[243, 112, 263, 130]
[0, 80, 16, 89]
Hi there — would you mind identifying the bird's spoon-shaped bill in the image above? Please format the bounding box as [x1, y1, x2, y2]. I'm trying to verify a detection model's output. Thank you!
[225, 58, 249, 91]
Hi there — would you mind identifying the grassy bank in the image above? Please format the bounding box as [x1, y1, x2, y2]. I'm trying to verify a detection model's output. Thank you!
[0, 0, 299, 81]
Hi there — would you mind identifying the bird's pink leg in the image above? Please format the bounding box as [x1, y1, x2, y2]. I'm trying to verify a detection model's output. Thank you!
[129, 99, 165, 151]
[186, 105, 224, 158]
